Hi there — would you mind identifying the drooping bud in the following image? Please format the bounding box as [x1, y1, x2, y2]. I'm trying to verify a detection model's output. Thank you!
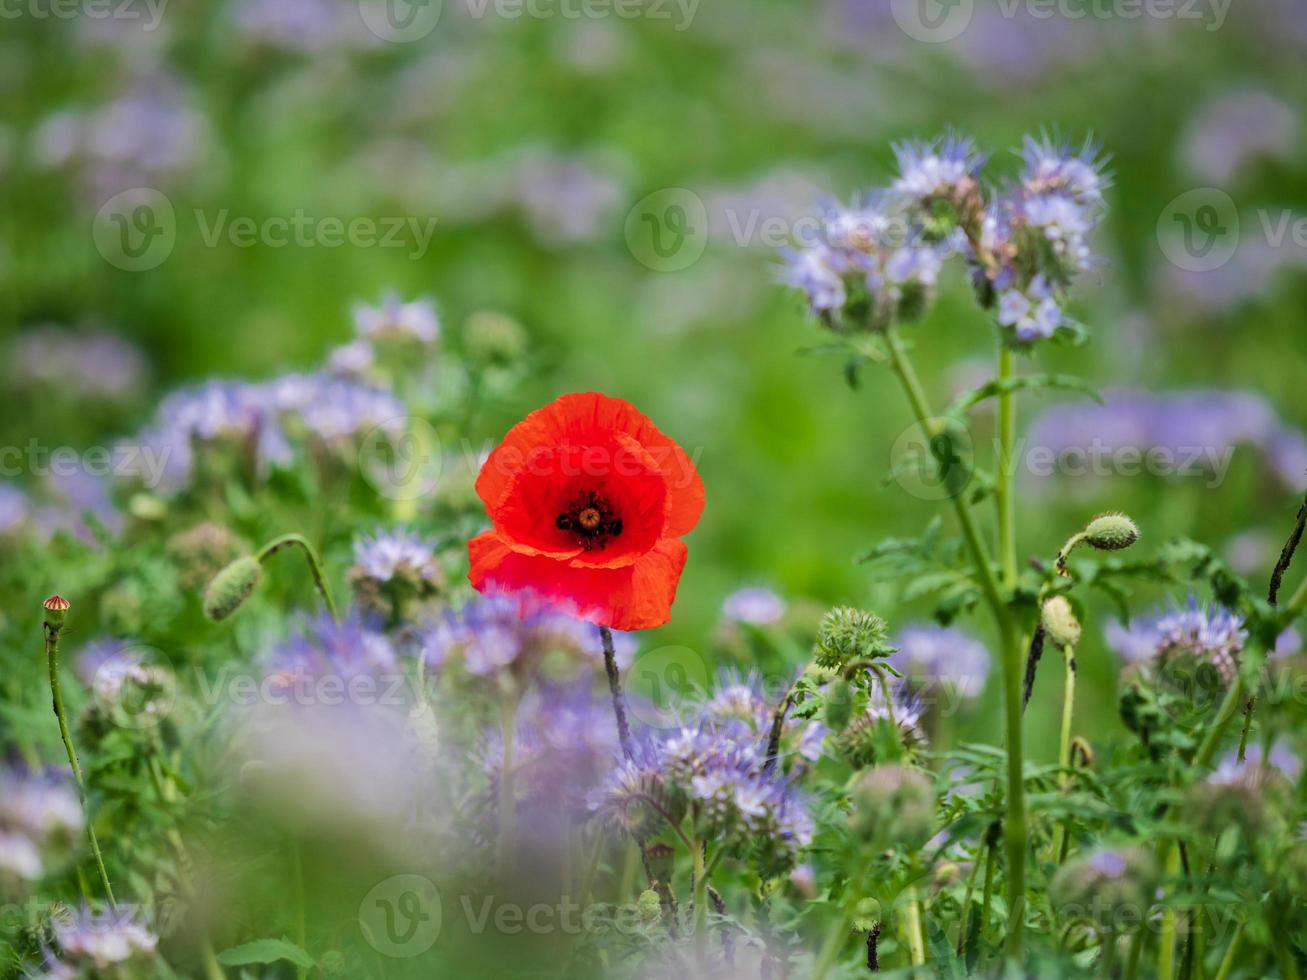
[43, 595, 71, 631]
[203, 557, 263, 621]
[815, 607, 890, 668]
[824, 678, 855, 731]
[1084, 512, 1139, 552]
[1041, 596, 1082, 648]
[847, 764, 935, 852]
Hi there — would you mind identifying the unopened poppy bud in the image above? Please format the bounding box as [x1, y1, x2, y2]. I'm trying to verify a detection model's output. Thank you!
[636, 889, 662, 924]
[815, 607, 890, 668]
[43, 595, 71, 631]
[203, 557, 263, 621]
[825, 679, 855, 731]
[1084, 513, 1139, 552]
[1041, 596, 1081, 648]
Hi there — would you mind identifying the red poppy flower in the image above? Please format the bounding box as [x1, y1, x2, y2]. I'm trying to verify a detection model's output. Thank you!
[468, 392, 705, 631]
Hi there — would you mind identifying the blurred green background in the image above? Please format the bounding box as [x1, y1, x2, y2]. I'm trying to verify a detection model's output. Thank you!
[3, 0, 1307, 757]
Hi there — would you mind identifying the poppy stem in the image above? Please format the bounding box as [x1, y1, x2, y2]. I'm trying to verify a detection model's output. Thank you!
[256, 533, 340, 623]
[498, 693, 520, 877]
[43, 599, 117, 909]
[598, 626, 635, 760]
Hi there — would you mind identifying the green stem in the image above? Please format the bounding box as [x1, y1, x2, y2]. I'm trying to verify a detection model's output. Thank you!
[256, 533, 340, 622]
[811, 903, 855, 980]
[692, 840, 708, 959]
[1236, 696, 1255, 763]
[498, 694, 520, 877]
[1157, 846, 1180, 980]
[906, 885, 927, 967]
[292, 841, 308, 980]
[997, 345, 1019, 589]
[956, 839, 986, 956]
[1212, 923, 1243, 980]
[885, 327, 1026, 957]
[45, 617, 116, 909]
[978, 832, 997, 957]
[1050, 643, 1078, 863]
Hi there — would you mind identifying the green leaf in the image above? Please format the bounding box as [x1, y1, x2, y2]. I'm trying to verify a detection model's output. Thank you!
[217, 938, 315, 970]
[945, 373, 1102, 418]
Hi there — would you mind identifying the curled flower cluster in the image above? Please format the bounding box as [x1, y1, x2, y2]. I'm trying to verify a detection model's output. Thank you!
[590, 721, 813, 873]
[695, 670, 825, 767]
[0, 768, 83, 895]
[832, 680, 927, 769]
[1106, 597, 1246, 687]
[780, 133, 1109, 344]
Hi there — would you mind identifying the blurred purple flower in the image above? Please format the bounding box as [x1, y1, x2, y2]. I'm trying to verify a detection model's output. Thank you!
[721, 587, 786, 626]
[1182, 91, 1296, 184]
[352, 294, 439, 345]
[891, 623, 992, 700]
[9, 326, 147, 400]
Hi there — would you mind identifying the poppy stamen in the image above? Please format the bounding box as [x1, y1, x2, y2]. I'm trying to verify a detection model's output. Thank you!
[557, 492, 623, 550]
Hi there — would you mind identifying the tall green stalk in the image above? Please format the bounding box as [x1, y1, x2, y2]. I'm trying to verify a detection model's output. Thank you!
[256, 533, 340, 622]
[43, 597, 117, 908]
[884, 327, 1026, 957]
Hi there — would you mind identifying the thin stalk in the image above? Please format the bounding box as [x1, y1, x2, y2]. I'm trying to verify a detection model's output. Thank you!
[1236, 697, 1255, 763]
[885, 327, 1026, 957]
[692, 840, 708, 959]
[905, 885, 927, 967]
[292, 841, 308, 980]
[498, 694, 520, 876]
[956, 841, 987, 957]
[997, 345, 1018, 589]
[1211, 923, 1243, 980]
[1050, 643, 1078, 863]
[256, 533, 340, 622]
[978, 834, 997, 957]
[44, 608, 116, 908]
[598, 626, 635, 760]
[811, 903, 855, 980]
[1101, 927, 1119, 979]
[1157, 847, 1180, 980]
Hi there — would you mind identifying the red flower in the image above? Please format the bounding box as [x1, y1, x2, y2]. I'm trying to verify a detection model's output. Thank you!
[468, 392, 705, 631]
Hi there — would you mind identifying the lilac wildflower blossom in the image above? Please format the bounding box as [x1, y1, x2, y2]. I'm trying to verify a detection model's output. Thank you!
[1106, 597, 1246, 686]
[721, 586, 787, 625]
[1213, 739, 1302, 786]
[352, 294, 440, 345]
[0, 483, 28, 537]
[351, 529, 440, 585]
[421, 590, 603, 684]
[891, 623, 992, 700]
[778, 132, 1108, 344]
[260, 612, 399, 691]
[9, 326, 147, 400]
[0, 767, 83, 893]
[46, 905, 158, 973]
[590, 719, 813, 873]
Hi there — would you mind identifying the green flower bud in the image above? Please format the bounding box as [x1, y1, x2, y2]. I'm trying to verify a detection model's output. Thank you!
[203, 557, 263, 621]
[636, 889, 662, 924]
[42, 595, 70, 632]
[824, 679, 855, 731]
[1041, 596, 1082, 648]
[1050, 847, 1155, 925]
[1084, 513, 1139, 552]
[815, 606, 890, 668]
[463, 311, 527, 367]
[848, 765, 935, 852]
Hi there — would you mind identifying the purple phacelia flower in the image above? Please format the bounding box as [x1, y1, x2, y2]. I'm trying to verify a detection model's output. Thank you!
[721, 586, 787, 626]
[1106, 597, 1245, 685]
[352, 294, 439, 345]
[891, 135, 984, 205]
[0, 483, 29, 537]
[351, 529, 440, 585]
[261, 612, 399, 690]
[891, 624, 992, 700]
[1019, 135, 1109, 207]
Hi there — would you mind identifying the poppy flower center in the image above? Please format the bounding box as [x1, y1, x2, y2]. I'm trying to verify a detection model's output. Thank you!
[556, 492, 623, 550]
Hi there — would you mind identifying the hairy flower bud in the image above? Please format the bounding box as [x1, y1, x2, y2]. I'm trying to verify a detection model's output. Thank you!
[848, 765, 935, 852]
[815, 607, 890, 668]
[167, 522, 249, 593]
[203, 557, 263, 621]
[1050, 847, 1155, 924]
[1041, 596, 1082, 648]
[1084, 513, 1139, 552]
[463, 311, 527, 367]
